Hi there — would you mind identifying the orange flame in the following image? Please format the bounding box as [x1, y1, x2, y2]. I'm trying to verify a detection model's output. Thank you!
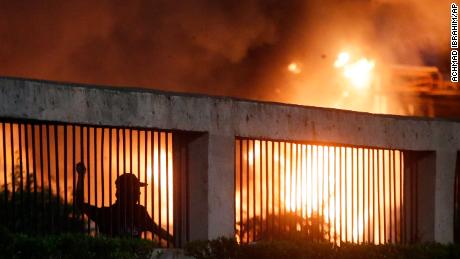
[335, 52, 375, 90]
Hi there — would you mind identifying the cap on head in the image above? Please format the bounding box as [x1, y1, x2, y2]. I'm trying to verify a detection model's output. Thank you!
[115, 173, 147, 189]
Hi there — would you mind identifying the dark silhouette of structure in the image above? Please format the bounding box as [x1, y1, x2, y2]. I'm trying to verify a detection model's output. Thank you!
[76, 162, 173, 242]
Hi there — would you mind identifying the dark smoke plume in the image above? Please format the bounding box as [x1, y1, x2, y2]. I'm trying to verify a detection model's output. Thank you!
[0, 0, 452, 109]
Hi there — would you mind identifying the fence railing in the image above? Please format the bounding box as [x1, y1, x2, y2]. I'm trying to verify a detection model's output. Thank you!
[235, 138, 419, 245]
[0, 118, 188, 247]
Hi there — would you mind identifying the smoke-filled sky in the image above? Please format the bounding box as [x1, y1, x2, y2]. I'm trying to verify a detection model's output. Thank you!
[0, 0, 452, 107]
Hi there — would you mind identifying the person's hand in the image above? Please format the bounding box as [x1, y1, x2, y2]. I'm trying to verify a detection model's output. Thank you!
[76, 162, 86, 175]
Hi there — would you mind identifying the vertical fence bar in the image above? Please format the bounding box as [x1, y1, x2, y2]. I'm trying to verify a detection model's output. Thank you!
[394, 150, 398, 243]
[265, 141, 269, 237]
[374, 149, 378, 244]
[150, 131, 157, 242]
[299, 144, 302, 233]
[410, 152, 415, 243]
[254, 141, 264, 239]
[393, 150, 398, 243]
[319, 145, 323, 238]
[234, 139, 238, 241]
[245, 140, 249, 243]
[400, 151, 405, 244]
[277, 142, 280, 236]
[292, 143, 295, 232]
[300, 144, 304, 235]
[25, 124, 31, 231]
[342, 146, 346, 242]
[108, 128, 113, 236]
[129, 129, 134, 238]
[338, 146, 342, 245]
[101, 128, 105, 234]
[252, 140, 256, 240]
[185, 134, 190, 244]
[271, 141, 275, 237]
[166, 133, 170, 247]
[376, 149, 379, 244]
[177, 133, 184, 247]
[1, 122, 7, 225]
[239, 140, 243, 242]
[136, 130, 140, 238]
[332, 146, 336, 243]
[10, 124, 15, 231]
[313, 145, 317, 239]
[144, 130, 148, 239]
[121, 128, 126, 236]
[158, 132, 162, 244]
[63, 125, 68, 232]
[284, 142, 288, 234]
[79, 126, 84, 226]
[31, 124, 38, 233]
[389, 150, 393, 243]
[40, 125, 45, 233]
[18, 124, 24, 230]
[371, 149, 374, 244]
[86, 126, 90, 234]
[116, 128, 121, 237]
[362, 148, 365, 243]
[414, 154, 418, 243]
[323, 146, 328, 242]
[367, 148, 370, 242]
[406, 152, 414, 243]
[46, 124, 53, 232]
[351, 148, 355, 243]
[53, 125, 60, 231]
[72, 125, 76, 224]
[297, 144, 300, 234]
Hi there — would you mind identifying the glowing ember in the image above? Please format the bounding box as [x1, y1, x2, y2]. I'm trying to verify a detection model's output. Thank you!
[335, 52, 375, 90]
[288, 62, 302, 74]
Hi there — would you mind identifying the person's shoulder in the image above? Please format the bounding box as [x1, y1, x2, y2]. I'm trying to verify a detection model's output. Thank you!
[135, 204, 148, 211]
[135, 204, 150, 215]
[97, 205, 115, 216]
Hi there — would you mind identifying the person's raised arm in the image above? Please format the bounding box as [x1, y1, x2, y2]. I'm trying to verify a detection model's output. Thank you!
[76, 162, 86, 212]
[142, 210, 174, 244]
[76, 162, 99, 219]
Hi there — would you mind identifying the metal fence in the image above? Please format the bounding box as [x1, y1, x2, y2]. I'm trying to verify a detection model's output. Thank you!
[0, 118, 188, 247]
[235, 138, 419, 245]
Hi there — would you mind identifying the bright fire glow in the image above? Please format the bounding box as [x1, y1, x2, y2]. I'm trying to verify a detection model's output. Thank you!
[236, 140, 404, 245]
[335, 52, 375, 90]
[288, 62, 302, 74]
[334, 52, 350, 68]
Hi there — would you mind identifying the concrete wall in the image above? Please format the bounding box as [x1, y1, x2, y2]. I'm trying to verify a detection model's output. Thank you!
[1, 77, 460, 243]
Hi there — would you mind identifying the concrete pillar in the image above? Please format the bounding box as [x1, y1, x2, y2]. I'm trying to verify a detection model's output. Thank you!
[184, 133, 235, 241]
[416, 152, 436, 242]
[186, 133, 209, 241]
[434, 149, 458, 243]
[207, 134, 235, 239]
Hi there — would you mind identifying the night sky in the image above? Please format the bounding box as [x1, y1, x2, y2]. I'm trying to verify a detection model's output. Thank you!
[0, 0, 451, 105]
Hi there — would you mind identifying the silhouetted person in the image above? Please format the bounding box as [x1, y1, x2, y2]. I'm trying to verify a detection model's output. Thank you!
[76, 162, 173, 242]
